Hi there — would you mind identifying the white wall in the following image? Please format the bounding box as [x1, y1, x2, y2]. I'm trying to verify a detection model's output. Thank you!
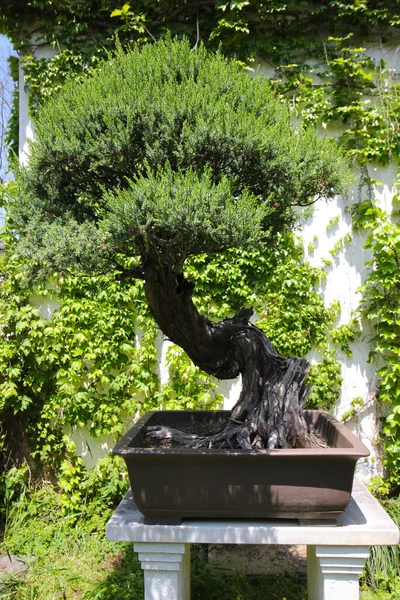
[19, 42, 399, 478]
[19, 42, 55, 165]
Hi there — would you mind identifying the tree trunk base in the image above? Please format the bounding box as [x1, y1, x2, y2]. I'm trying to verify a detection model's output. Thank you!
[143, 265, 312, 450]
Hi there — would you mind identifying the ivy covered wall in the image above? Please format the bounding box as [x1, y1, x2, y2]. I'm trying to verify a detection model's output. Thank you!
[1, 2, 400, 514]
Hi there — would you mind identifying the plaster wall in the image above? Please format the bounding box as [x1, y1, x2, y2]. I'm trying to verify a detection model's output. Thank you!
[18, 42, 55, 165]
[19, 42, 399, 478]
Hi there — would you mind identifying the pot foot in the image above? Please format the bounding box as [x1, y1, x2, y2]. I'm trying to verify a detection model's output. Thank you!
[299, 518, 339, 527]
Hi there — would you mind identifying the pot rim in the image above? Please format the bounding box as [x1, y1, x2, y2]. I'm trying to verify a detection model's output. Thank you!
[113, 409, 370, 458]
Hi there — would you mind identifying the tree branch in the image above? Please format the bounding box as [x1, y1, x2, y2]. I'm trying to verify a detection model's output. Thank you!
[116, 265, 146, 280]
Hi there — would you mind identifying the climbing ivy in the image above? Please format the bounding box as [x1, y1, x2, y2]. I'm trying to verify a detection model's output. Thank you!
[1, 0, 400, 502]
[353, 196, 400, 495]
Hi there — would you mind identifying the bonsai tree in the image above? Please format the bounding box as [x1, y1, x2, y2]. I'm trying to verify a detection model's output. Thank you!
[8, 38, 350, 450]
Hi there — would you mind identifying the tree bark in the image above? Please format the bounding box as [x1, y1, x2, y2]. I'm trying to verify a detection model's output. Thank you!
[143, 261, 311, 449]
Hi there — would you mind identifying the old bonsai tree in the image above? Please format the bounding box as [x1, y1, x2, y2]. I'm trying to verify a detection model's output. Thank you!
[8, 38, 350, 450]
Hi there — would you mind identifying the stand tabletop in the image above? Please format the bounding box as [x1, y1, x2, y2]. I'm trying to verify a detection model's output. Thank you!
[106, 478, 399, 547]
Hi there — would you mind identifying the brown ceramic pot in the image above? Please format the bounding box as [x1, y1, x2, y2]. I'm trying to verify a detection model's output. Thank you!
[113, 410, 370, 524]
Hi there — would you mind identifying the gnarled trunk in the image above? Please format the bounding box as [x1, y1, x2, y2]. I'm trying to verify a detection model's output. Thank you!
[143, 262, 311, 449]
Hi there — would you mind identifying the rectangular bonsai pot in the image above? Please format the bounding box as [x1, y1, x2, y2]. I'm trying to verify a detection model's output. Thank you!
[113, 410, 370, 524]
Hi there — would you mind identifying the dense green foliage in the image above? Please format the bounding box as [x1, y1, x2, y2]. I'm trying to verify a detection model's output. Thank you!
[2, 1, 400, 164]
[7, 38, 349, 281]
[353, 196, 400, 494]
[0, 254, 224, 517]
[1, 1, 399, 165]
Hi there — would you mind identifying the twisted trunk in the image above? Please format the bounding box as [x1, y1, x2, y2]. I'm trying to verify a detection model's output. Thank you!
[144, 262, 311, 449]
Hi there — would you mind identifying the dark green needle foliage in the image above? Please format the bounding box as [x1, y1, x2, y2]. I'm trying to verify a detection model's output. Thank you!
[7, 36, 350, 277]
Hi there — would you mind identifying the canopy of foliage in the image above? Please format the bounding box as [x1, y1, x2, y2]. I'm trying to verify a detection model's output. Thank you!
[2, 2, 400, 163]
[1, 1, 400, 166]
[8, 37, 350, 278]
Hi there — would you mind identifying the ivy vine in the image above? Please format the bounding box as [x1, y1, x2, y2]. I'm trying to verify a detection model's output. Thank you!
[1, 0, 400, 507]
[353, 194, 400, 495]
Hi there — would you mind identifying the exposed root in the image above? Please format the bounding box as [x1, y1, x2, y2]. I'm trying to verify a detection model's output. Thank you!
[146, 422, 254, 449]
[147, 416, 292, 450]
[146, 426, 205, 446]
[146, 421, 329, 450]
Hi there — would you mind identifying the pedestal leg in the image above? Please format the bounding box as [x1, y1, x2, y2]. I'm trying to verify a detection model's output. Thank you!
[134, 542, 191, 600]
[307, 545, 369, 600]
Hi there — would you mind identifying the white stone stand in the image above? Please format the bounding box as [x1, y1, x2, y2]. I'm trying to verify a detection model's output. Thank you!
[106, 479, 399, 600]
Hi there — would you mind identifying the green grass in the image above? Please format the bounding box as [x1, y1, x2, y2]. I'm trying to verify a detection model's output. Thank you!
[0, 485, 399, 600]
[361, 497, 400, 600]
[361, 586, 400, 600]
[0, 485, 142, 599]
